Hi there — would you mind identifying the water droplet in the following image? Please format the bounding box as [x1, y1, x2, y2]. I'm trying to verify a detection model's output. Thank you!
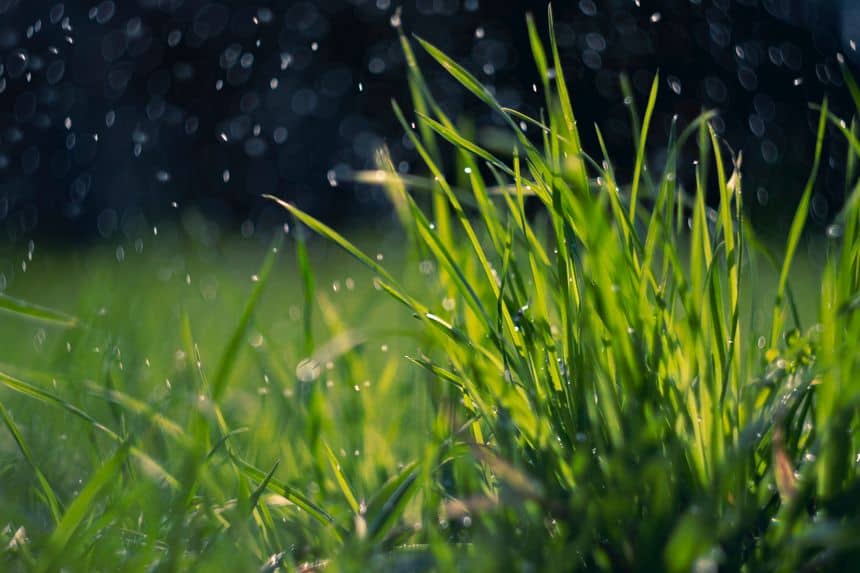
[50, 4, 65, 24]
[167, 29, 182, 47]
[390, 6, 402, 28]
[579, 0, 597, 16]
[94, 1, 116, 25]
[826, 224, 843, 239]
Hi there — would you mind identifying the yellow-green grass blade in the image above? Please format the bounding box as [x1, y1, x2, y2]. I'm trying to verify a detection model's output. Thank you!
[770, 99, 828, 346]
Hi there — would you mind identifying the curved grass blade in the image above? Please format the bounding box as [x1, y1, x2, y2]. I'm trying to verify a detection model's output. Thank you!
[0, 401, 64, 524]
[0, 293, 78, 327]
[364, 461, 420, 543]
[0, 370, 178, 489]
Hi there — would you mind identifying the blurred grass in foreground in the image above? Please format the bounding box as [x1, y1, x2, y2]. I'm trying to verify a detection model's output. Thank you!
[3, 6, 860, 572]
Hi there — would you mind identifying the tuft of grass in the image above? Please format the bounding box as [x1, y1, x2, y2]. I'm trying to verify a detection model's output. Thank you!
[273, 9, 860, 573]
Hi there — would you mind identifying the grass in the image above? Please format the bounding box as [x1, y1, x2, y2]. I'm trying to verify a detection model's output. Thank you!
[2, 7, 860, 571]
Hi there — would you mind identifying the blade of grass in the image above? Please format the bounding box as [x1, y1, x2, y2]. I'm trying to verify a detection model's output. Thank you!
[0, 401, 64, 524]
[770, 99, 828, 346]
[0, 293, 78, 327]
[211, 231, 284, 401]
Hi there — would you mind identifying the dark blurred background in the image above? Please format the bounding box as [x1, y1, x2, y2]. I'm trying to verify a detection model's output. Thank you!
[0, 0, 858, 246]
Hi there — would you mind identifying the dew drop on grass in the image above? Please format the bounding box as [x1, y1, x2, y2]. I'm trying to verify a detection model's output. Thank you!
[296, 358, 321, 382]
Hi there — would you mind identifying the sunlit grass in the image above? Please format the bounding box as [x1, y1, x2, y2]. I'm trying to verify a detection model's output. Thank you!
[2, 7, 860, 572]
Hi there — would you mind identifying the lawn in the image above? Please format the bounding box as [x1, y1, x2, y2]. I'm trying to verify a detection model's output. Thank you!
[2, 11, 860, 572]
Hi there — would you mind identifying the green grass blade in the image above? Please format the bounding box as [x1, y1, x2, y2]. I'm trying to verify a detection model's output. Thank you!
[365, 461, 420, 543]
[211, 231, 284, 401]
[629, 72, 660, 220]
[38, 443, 130, 573]
[0, 369, 178, 489]
[0, 293, 78, 327]
[770, 99, 828, 345]
[0, 401, 64, 524]
[248, 460, 280, 516]
[323, 441, 360, 515]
